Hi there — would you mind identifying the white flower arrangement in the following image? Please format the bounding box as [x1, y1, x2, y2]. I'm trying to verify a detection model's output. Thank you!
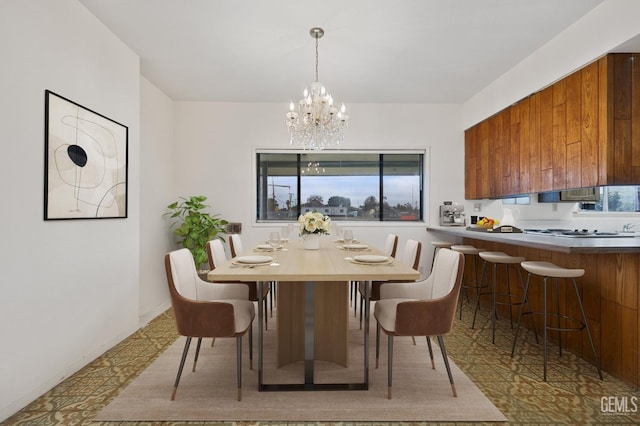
[298, 211, 331, 236]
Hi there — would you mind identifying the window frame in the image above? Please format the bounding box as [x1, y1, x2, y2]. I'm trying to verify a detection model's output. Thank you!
[576, 186, 640, 215]
[253, 148, 429, 226]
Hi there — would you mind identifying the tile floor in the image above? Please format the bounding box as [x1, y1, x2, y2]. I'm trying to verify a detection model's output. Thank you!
[2, 298, 640, 425]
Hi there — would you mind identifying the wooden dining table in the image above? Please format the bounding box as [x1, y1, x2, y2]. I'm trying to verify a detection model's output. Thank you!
[207, 236, 420, 391]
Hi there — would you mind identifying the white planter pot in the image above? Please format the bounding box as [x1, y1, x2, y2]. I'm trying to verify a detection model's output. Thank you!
[302, 233, 320, 250]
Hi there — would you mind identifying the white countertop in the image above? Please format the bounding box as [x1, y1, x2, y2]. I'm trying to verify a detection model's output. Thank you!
[427, 225, 640, 253]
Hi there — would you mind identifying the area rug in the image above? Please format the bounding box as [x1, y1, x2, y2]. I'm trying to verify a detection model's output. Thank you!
[96, 308, 506, 422]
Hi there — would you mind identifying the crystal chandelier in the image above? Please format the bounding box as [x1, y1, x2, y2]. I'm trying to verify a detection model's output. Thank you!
[301, 161, 326, 175]
[286, 27, 349, 150]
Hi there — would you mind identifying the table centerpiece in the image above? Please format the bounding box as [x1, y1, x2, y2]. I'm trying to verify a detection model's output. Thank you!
[298, 211, 331, 250]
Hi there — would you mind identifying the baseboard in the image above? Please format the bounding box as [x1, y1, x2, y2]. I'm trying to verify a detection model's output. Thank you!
[138, 300, 171, 328]
[0, 323, 139, 423]
[1, 303, 172, 422]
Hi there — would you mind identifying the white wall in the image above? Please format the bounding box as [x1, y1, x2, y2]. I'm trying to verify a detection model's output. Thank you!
[3, 0, 640, 421]
[139, 77, 175, 323]
[463, 0, 640, 128]
[173, 101, 463, 274]
[0, 0, 140, 420]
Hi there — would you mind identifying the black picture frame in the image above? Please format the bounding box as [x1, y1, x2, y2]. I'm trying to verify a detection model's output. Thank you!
[44, 90, 128, 220]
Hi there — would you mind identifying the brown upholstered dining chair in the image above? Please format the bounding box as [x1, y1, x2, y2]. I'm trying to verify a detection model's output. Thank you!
[384, 233, 400, 258]
[229, 233, 243, 258]
[228, 233, 275, 322]
[358, 238, 422, 327]
[351, 233, 398, 311]
[206, 238, 270, 329]
[165, 248, 255, 401]
[374, 247, 465, 399]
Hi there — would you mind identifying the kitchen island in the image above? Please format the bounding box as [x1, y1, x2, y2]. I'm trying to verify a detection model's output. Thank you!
[427, 225, 640, 389]
[427, 225, 640, 253]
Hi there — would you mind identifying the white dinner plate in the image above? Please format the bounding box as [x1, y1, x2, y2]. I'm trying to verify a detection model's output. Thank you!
[353, 255, 388, 263]
[335, 239, 359, 243]
[235, 255, 273, 264]
[343, 243, 369, 250]
[255, 244, 273, 250]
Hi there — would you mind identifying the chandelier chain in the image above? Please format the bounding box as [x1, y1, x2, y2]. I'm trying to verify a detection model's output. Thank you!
[315, 35, 319, 82]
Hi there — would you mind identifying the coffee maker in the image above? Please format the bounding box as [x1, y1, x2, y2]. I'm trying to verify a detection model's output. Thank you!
[439, 201, 465, 226]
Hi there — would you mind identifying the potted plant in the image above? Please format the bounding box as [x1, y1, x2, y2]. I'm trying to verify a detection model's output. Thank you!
[165, 195, 229, 269]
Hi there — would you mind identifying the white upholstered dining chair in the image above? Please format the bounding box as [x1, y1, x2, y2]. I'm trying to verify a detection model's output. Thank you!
[165, 248, 255, 401]
[384, 233, 399, 258]
[358, 238, 421, 326]
[351, 233, 398, 311]
[229, 233, 244, 258]
[206, 239, 270, 329]
[374, 247, 464, 399]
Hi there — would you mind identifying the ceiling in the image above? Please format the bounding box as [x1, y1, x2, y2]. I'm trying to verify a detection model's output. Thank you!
[79, 0, 612, 104]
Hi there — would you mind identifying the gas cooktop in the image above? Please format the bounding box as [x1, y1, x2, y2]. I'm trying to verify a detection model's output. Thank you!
[523, 229, 634, 238]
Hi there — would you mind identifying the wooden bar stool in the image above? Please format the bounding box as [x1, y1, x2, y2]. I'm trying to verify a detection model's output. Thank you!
[430, 240, 453, 272]
[511, 261, 603, 381]
[450, 245, 487, 321]
[475, 251, 538, 344]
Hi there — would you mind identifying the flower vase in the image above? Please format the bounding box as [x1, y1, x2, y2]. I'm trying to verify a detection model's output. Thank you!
[303, 233, 320, 250]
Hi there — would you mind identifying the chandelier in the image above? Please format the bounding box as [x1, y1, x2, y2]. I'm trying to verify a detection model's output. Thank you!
[301, 161, 326, 175]
[286, 27, 349, 150]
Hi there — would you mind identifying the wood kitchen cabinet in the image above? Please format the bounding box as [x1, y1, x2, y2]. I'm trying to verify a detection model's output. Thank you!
[608, 53, 640, 184]
[464, 119, 491, 199]
[514, 97, 531, 194]
[526, 92, 541, 193]
[488, 109, 506, 196]
[465, 105, 519, 198]
[465, 53, 640, 199]
[464, 124, 477, 199]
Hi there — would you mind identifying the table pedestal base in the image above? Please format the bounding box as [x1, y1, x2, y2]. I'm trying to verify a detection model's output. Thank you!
[258, 280, 370, 391]
[277, 281, 349, 367]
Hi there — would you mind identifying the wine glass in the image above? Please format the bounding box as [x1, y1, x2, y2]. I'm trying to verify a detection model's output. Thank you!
[280, 226, 289, 248]
[334, 224, 343, 240]
[269, 231, 281, 251]
[343, 229, 354, 247]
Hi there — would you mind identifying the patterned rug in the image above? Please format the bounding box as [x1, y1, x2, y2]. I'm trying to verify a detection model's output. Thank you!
[95, 308, 506, 422]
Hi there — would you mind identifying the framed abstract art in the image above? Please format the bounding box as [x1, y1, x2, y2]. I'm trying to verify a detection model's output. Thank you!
[44, 90, 128, 220]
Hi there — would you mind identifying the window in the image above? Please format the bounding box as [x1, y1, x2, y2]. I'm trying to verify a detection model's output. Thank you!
[256, 151, 424, 222]
[591, 186, 640, 212]
[502, 195, 530, 205]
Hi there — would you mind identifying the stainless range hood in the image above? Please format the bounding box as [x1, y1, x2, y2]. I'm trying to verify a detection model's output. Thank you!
[560, 187, 599, 201]
[538, 187, 600, 203]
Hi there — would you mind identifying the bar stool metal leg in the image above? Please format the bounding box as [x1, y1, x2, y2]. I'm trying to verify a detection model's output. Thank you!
[505, 264, 514, 328]
[451, 245, 487, 323]
[474, 251, 527, 342]
[513, 261, 603, 381]
[511, 272, 532, 357]
[516, 266, 538, 344]
[471, 260, 489, 329]
[543, 276, 549, 380]
[491, 262, 497, 343]
[460, 253, 480, 319]
[571, 277, 603, 380]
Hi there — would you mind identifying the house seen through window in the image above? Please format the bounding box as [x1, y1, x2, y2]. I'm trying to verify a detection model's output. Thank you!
[591, 186, 640, 212]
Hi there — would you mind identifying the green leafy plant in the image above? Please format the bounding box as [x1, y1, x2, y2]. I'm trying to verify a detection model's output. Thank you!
[165, 195, 229, 268]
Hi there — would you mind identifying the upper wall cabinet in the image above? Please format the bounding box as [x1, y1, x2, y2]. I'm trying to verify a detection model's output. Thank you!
[465, 53, 640, 199]
[608, 53, 640, 183]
